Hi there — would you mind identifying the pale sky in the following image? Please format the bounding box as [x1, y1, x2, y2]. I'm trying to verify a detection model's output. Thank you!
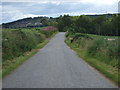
[0, 0, 119, 23]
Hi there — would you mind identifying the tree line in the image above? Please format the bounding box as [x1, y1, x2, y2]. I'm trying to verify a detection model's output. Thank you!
[57, 14, 120, 36]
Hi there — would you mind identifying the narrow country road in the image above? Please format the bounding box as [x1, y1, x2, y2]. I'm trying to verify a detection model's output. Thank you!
[3, 32, 117, 88]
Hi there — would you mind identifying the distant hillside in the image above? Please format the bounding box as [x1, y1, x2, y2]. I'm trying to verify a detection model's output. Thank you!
[2, 14, 114, 29]
[2, 17, 56, 28]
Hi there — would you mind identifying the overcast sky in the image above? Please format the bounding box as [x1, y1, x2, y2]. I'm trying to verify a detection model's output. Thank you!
[0, 0, 119, 23]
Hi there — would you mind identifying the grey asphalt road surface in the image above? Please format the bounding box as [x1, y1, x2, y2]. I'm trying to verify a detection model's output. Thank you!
[3, 32, 117, 88]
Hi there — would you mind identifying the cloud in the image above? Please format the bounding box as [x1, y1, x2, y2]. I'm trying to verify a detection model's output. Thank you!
[80, 0, 119, 5]
[1, 0, 119, 23]
[2, 0, 119, 4]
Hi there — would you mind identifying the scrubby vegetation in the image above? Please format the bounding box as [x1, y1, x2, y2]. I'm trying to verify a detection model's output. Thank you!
[65, 34, 119, 86]
[66, 33, 119, 68]
[3, 29, 45, 61]
[2, 26, 58, 62]
[2, 26, 58, 78]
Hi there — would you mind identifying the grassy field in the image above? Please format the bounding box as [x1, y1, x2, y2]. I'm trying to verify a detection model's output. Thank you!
[65, 33, 119, 86]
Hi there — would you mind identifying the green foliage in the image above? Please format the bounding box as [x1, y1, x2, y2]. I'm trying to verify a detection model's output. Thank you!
[87, 39, 103, 56]
[75, 15, 93, 33]
[57, 15, 74, 32]
[66, 32, 119, 68]
[2, 40, 49, 78]
[41, 18, 49, 26]
[65, 39, 119, 86]
[57, 14, 119, 36]
[41, 30, 56, 38]
[2, 29, 44, 61]
[2, 28, 57, 62]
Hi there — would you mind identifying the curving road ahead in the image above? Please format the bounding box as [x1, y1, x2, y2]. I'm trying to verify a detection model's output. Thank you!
[3, 32, 117, 88]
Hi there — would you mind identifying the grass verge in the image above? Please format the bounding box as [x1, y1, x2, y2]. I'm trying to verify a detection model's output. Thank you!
[65, 39, 119, 87]
[2, 40, 49, 79]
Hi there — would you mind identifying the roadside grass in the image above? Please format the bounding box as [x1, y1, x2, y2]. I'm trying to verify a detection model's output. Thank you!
[65, 39, 119, 87]
[2, 40, 49, 79]
[2, 31, 58, 79]
[2, 28, 58, 79]
[2, 40, 49, 78]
